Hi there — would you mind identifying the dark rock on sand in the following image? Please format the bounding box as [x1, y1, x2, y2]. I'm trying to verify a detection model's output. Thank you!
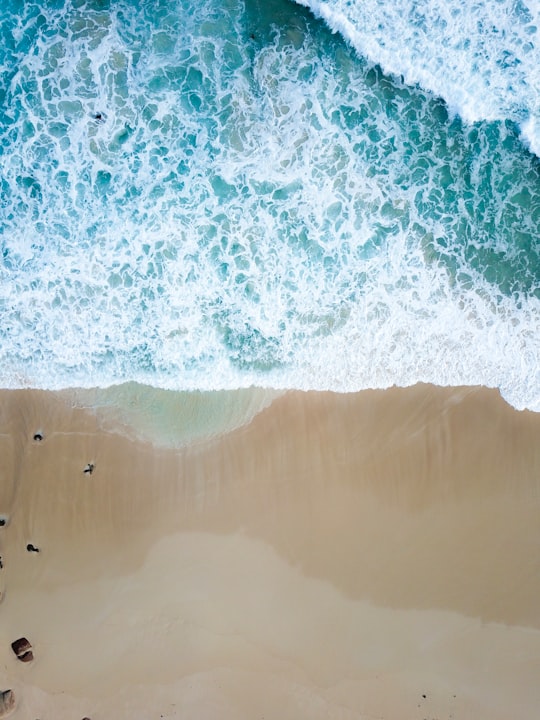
[33, 433, 43, 442]
[26, 544, 40, 553]
[11, 638, 33, 662]
[11, 638, 31, 655]
[0, 689, 15, 718]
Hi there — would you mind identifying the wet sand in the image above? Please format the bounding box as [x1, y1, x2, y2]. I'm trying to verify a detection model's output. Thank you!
[0, 384, 540, 719]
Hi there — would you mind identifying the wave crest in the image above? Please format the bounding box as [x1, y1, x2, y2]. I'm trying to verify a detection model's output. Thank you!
[295, 0, 540, 155]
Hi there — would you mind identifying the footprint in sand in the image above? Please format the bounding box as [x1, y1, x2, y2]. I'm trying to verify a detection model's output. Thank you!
[0, 690, 15, 718]
[11, 637, 34, 663]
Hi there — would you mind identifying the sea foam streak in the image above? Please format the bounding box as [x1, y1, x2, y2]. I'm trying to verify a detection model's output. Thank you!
[295, 0, 540, 155]
[0, 0, 540, 411]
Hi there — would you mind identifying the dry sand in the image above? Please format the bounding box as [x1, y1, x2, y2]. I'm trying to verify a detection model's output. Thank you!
[0, 384, 539, 719]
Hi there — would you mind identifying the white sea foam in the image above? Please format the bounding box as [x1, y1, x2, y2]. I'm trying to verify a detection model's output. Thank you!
[521, 116, 540, 156]
[0, 0, 539, 412]
[295, 0, 540, 155]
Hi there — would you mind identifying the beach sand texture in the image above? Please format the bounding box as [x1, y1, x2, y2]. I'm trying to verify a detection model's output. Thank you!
[0, 385, 539, 719]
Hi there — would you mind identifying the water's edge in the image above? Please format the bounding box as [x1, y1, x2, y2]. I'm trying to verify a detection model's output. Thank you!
[68, 383, 284, 448]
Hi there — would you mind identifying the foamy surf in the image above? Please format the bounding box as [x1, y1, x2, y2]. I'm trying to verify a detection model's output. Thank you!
[295, 0, 540, 154]
[0, 0, 539, 411]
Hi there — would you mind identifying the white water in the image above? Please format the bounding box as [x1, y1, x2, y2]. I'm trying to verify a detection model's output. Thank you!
[0, 0, 540, 412]
[296, 0, 540, 155]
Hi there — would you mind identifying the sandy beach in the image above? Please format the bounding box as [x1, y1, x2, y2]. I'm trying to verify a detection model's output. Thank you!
[1, 384, 540, 719]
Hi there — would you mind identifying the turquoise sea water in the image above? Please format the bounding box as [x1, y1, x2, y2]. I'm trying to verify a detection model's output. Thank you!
[1, 0, 540, 411]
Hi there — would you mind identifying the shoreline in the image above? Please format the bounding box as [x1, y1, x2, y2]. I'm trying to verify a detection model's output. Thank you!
[0, 380, 537, 452]
[1, 384, 539, 718]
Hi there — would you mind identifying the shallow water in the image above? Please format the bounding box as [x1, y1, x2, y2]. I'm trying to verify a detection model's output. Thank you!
[71, 383, 282, 447]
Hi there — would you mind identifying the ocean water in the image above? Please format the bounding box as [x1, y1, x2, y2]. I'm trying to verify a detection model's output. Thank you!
[71, 383, 282, 447]
[1, 0, 540, 412]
